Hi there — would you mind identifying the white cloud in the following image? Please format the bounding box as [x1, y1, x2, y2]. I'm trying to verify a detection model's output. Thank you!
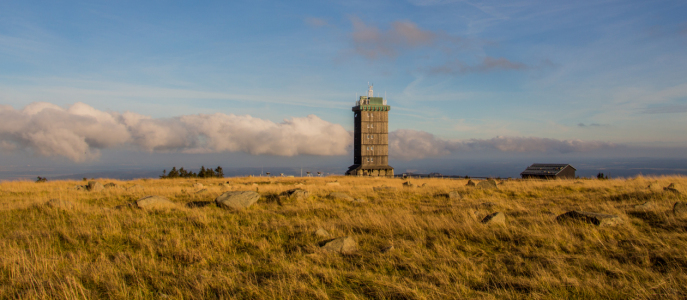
[0, 102, 352, 161]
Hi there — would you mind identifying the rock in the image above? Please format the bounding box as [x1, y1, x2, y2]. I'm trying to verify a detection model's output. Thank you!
[479, 202, 497, 208]
[353, 198, 367, 203]
[381, 244, 395, 253]
[46, 199, 74, 210]
[664, 183, 683, 194]
[402, 181, 415, 188]
[193, 183, 204, 189]
[328, 192, 354, 201]
[466, 180, 476, 187]
[674, 202, 687, 215]
[477, 179, 498, 190]
[195, 188, 208, 194]
[75, 185, 85, 191]
[321, 236, 357, 254]
[421, 183, 427, 187]
[279, 188, 309, 200]
[481, 212, 506, 225]
[647, 182, 663, 192]
[215, 191, 260, 210]
[633, 201, 654, 210]
[136, 195, 177, 210]
[448, 191, 461, 199]
[556, 211, 623, 226]
[104, 183, 118, 188]
[127, 185, 143, 191]
[373, 186, 397, 191]
[314, 228, 330, 238]
[325, 182, 340, 186]
[86, 181, 104, 192]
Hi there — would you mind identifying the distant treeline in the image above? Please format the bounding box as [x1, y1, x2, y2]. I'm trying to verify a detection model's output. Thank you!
[160, 166, 224, 179]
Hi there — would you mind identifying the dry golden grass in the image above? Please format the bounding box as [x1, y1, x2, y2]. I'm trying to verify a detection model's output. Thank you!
[0, 175, 686, 299]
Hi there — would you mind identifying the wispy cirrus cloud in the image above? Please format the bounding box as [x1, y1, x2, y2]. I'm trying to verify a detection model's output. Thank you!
[349, 17, 447, 59]
[346, 17, 529, 75]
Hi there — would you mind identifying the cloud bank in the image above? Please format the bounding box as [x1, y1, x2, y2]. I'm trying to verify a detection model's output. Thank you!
[389, 129, 618, 160]
[0, 102, 352, 161]
[0, 102, 619, 162]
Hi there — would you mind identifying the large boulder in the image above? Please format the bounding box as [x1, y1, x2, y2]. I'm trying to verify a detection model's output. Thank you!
[466, 180, 476, 187]
[674, 202, 687, 215]
[556, 211, 623, 226]
[481, 212, 506, 225]
[46, 199, 74, 210]
[136, 195, 177, 210]
[279, 188, 309, 201]
[321, 236, 357, 254]
[328, 192, 354, 201]
[477, 179, 498, 190]
[87, 181, 104, 192]
[215, 191, 260, 210]
[403, 181, 415, 188]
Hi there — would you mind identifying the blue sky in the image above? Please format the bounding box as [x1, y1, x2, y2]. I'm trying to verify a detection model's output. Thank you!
[1, 0, 686, 177]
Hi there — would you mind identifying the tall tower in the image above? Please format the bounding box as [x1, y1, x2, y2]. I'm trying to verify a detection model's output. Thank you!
[346, 84, 394, 177]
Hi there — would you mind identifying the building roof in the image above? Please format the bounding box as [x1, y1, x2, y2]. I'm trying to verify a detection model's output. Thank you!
[520, 164, 576, 176]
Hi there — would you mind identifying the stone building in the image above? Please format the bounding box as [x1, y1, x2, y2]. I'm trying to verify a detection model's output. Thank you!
[346, 85, 394, 177]
[520, 164, 576, 179]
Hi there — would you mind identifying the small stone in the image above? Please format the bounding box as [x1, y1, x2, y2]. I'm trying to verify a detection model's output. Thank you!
[328, 192, 354, 201]
[321, 236, 357, 254]
[647, 183, 663, 192]
[193, 183, 204, 189]
[556, 211, 623, 226]
[466, 180, 476, 187]
[87, 181, 104, 192]
[127, 185, 143, 191]
[664, 183, 683, 195]
[215, 191, 260, 210]
[633, 201, 654, 210]
[353, 198, 367, 203]
[674, 202, 687, 215]
[46, 199, 74, 210]
[373, 186, 397, 191]
[314, 228, 330, 237]
[195, 188, 208, 194]
[402, 181, 415, 188]
[381, 244, 395, 253]
[481, 212, 506, 225]
[136, 195, 177, 210]
[477, 179, 498, 190]
[448, 191, 461, 199]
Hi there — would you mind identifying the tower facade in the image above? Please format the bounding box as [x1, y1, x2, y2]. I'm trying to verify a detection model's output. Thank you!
[346, 85, 394, 177]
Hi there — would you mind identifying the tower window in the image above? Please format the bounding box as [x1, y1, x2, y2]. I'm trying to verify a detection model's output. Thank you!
[371, 124, 373, 128]
[371, 146, 374, 150]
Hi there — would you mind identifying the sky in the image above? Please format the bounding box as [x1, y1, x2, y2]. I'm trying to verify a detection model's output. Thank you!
[1, 0, 686, 179]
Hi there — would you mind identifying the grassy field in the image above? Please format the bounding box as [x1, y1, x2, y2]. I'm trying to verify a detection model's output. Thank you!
[0, 175, 686, 299]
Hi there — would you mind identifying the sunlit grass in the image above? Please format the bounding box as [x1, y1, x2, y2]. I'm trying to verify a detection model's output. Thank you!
[0, 175, 685, 299]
